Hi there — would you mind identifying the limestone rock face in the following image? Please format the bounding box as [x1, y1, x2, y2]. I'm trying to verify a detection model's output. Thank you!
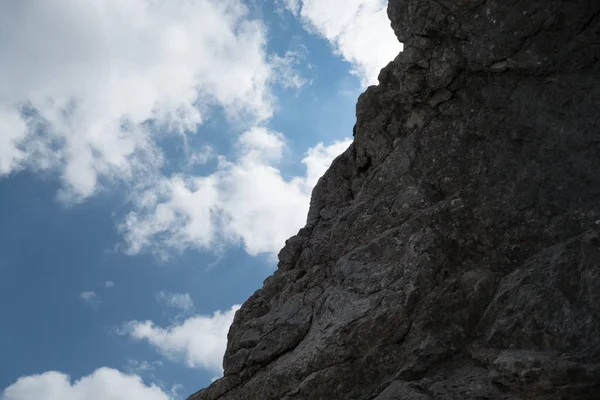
[190, 0, 600, 399]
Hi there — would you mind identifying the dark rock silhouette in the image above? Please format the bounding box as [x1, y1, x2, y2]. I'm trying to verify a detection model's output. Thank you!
[190, 0, 600, 398]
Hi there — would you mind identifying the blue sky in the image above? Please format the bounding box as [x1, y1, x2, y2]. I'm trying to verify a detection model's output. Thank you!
[0, 1, 400, 399]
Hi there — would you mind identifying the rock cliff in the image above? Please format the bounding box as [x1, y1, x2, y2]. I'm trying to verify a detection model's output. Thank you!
[190, 0, 600, 398]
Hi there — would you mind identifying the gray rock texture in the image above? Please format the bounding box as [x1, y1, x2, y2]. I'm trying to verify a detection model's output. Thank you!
[189, 0, 600, 398]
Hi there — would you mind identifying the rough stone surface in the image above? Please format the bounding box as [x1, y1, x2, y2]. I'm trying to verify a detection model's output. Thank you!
[189, 0, 600, 399]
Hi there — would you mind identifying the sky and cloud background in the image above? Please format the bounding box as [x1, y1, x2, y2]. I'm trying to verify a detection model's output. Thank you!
[0, 0, 401, 398]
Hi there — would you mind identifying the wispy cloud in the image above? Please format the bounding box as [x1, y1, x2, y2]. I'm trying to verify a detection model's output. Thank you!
[80, 291, 101, 309]
[124, 359, 164, 384]
[156, 291, 194, 312]
[270, 51, 310, 90]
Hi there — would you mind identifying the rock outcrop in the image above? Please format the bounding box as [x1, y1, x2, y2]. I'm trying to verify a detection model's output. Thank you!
[190, 0, 600, 398]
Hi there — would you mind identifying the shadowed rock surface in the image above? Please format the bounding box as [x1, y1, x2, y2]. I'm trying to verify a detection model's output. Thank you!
[189, 0, 600, 398]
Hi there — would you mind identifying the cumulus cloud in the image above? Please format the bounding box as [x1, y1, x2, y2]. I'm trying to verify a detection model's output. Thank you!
[156, 291, 194, 311]
[0, 0, 296, 201]
[0, 0, 354, 262]
[283, 0, 402, 85]
[104, 281, 115, 288]
[120, 128, 351, 258]
[121, 305, 241, 374]
[80, 291, 100, 309]
[1, 368, 170, 400]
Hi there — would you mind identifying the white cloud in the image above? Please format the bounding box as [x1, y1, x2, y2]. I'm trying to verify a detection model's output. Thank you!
[187, 145, 215, 167]
[283, 0, 402, 85]
[80, 291, 100, 308]
[0, 0, 353, 263]
[0, 0, 295, 201]
[121, 305, 241, 374]
[120, 128, 351, 258]
[156, 291, 194, 311]
[1, 368, 171, 400]
[270, 51, 309, 90]
[80, 291, 98, 301]
[104, 281, 115, 288]
[303, 139, 354, 189]
[282, 0, 301, 15]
